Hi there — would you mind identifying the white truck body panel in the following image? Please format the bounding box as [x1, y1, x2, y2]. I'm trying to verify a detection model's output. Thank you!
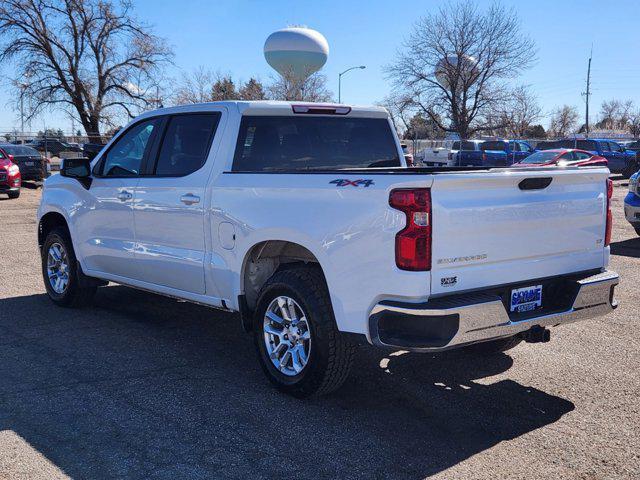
[38, 101, 614, 345]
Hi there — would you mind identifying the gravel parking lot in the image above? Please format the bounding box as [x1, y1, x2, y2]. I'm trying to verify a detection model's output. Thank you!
[0, 181, 638, 480]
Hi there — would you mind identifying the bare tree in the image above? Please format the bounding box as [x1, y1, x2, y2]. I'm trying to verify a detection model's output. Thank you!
[548, 105, 579, 138]
[379, 93, 415, 135]
[0, 0, 172, 140]
[495, 85, 541, 137]
[597, 99, 635, 130]
[268, 68, 332, 102]
[599, 99, 622, 130]
[387, 1, 535, 139]
[628, 109, 640, 138]
[174, 68, 266, 104]
[173, 67, 217, 105]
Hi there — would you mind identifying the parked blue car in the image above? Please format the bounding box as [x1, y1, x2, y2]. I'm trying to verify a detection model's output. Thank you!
[457, 140, 534, 167]
[624, 171, 640, 235]
[553, 139, 638, 177]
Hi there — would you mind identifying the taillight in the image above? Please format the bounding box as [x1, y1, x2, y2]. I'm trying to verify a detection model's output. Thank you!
[605, 179, 613, 246]
[482, 152, 487, 163]
[389, 189, 432, 271]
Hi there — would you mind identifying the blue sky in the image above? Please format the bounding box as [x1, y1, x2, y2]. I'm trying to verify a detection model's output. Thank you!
[1, 0, 639, 133]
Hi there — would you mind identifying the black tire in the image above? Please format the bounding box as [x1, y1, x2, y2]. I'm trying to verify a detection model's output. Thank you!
[41, 227, 96, 307]
[7, 190, 20, 199]
[253, 265, 356, 398]
[466, 335, 522, 355]
[634, 226, 640, 237]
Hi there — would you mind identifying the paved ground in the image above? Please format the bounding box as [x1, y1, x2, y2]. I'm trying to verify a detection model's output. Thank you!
[0, 181, 638, 480]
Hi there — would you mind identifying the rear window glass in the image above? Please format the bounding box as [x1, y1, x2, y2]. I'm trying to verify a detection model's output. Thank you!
[232, 116, 400, 171]
[453, 141, 477, 150]
[480, 141, 507, 151]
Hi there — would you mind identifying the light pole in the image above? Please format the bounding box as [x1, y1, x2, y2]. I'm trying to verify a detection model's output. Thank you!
[338, 65, 365, 103]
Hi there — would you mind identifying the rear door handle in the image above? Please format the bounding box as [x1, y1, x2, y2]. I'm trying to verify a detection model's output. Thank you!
[180, 193, 200, 205]
[117, 190, 133, 201]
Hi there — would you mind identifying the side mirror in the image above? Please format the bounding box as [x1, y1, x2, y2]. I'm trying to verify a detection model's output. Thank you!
[61, 157, 92, 189]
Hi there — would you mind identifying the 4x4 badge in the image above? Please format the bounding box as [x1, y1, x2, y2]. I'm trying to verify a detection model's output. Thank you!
[330, 179, 374, 188]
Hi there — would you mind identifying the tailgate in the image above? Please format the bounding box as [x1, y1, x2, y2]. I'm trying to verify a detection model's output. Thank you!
[429, 168, 608, 296]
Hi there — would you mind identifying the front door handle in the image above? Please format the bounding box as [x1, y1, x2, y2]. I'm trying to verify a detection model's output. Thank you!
[180, 193, 200, 205]
[117, 190, 133, 201]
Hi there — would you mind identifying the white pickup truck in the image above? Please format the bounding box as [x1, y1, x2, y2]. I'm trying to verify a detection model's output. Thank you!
[38, 101, 619, 398]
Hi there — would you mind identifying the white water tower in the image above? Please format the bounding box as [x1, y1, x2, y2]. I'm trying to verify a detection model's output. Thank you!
[435, 54, 479, 91]
[264, 27, 329, 82]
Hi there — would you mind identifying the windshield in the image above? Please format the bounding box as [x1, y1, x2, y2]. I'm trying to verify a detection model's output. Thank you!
[1, 145, 40, 156]
[518, 150, 559, 164]
[233, 116, 400, 171]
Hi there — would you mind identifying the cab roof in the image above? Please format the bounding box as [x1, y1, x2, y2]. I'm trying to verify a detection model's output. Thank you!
[137, 101, 390, 120]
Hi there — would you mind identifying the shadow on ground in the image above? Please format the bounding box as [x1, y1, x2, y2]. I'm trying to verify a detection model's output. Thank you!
[0, 286, 575, 479]
[610, 237, 640, 258]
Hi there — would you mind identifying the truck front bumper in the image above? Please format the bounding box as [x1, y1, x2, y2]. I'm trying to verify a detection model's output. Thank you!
[368, 269, 619, 352]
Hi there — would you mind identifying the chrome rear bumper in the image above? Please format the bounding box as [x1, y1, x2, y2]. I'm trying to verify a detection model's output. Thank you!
[369, 270, 619, 352]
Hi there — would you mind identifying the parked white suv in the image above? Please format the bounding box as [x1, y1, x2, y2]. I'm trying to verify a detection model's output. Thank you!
[38, 101, 619, 397]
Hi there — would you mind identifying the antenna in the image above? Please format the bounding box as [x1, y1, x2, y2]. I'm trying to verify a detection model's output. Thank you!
[581, 46, 593, 138]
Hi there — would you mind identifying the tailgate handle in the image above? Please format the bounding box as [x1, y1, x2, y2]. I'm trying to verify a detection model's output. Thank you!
[519, 177, 552, 191]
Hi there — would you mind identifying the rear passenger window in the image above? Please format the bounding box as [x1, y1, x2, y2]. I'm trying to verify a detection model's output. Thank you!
[232, 116, 400, 171]
[155, 113, 220, 176]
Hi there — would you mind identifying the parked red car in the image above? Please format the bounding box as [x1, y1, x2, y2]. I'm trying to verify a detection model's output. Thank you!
[0, 156, 21, 199]
[513, 149, 608, 168]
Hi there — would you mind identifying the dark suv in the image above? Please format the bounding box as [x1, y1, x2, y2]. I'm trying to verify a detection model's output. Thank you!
[26, 139, 82, 157]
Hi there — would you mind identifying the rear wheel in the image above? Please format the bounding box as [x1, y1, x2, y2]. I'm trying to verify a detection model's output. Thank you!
[41, 227, 96, 307]
[634, 226, 640, 236]
[466, 335, 522, 355]
[253, 266, 356, 398]
[7, 190, 19, 199]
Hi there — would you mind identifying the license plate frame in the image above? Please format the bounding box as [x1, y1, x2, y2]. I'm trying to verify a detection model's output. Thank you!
[24, 161, 35, 166]
[510, 285, 543, 313]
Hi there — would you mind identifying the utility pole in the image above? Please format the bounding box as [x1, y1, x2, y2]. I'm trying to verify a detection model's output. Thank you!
[582, 47, 592, 138]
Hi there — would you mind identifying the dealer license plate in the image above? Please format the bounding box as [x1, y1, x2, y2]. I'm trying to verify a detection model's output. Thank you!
[510, 285, 542, 313]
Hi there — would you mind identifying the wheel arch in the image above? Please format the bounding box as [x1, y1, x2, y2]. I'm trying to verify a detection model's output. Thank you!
[38, 211, 70, 248]
[240, 240, 328, 313]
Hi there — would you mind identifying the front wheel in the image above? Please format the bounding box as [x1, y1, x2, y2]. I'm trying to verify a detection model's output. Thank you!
[41, 227, 96, 307]
[7, 190, 20, 199]
[634, 226, 640, 236]
[253, 266, 356, 398]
